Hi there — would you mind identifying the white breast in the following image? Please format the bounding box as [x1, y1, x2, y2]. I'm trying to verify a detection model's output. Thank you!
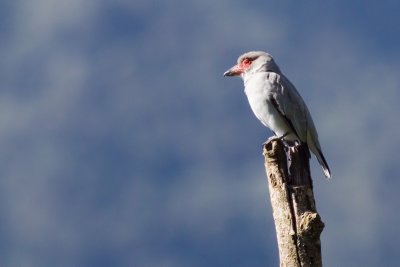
[243, 72, 294, 139]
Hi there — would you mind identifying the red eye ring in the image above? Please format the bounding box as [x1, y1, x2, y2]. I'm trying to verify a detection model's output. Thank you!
[241, 58, 252, 67]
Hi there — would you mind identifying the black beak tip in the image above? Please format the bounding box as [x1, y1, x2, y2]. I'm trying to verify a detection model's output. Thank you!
[223, 71, 232, 77]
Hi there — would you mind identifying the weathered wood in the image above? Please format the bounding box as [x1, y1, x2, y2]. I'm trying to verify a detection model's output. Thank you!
[263, 139, 324, 267]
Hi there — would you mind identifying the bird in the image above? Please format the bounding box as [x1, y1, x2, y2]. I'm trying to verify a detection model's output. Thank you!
[223, 51, 331, 178]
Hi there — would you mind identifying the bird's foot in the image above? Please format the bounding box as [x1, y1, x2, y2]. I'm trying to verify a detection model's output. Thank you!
[262, 135, 287, 148]
[262, 132, 289, 146]
[262, 136, 280, 146]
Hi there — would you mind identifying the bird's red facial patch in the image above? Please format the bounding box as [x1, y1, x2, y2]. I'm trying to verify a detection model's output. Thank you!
[224, 57, 254, 76]
[240, 58, 252, 69]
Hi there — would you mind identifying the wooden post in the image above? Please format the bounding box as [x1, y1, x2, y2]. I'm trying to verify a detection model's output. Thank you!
[263, 139, 324, 267]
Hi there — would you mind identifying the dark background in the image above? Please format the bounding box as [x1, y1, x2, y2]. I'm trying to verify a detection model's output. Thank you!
[1, 1, 399, 266]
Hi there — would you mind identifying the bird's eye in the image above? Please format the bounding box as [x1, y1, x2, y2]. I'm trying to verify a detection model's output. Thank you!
[242, 58, 252, 67]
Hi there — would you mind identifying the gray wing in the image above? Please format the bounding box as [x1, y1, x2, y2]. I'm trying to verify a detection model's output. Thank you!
[268, 73, 309, 142]
[267, 72, 330, 177]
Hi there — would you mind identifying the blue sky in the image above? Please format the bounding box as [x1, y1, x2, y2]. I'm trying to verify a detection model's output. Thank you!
[0, 1, 400, 266]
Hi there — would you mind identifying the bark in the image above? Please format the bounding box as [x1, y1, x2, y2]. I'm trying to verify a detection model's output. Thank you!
[263, 139, 324, 267]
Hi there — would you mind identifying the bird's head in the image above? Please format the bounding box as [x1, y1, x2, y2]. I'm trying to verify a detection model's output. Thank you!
[223, 51, 280, 78]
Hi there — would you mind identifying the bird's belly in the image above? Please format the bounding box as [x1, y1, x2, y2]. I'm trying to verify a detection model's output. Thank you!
[246, 94, 293, 139]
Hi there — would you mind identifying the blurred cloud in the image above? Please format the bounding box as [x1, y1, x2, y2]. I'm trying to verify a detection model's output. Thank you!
[0, 0, 399, 266]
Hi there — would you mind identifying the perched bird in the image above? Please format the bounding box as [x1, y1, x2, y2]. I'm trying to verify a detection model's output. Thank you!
[224, 51, 331, 178]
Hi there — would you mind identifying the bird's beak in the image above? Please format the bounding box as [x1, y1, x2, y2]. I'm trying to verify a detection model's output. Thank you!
[223, 64, 243, 77]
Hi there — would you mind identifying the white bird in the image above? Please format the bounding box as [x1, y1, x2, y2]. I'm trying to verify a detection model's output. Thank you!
[224, 51, 331, 178]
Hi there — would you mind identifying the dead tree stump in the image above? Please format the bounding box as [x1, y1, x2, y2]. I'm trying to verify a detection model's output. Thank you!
[263, 139, 324, 267]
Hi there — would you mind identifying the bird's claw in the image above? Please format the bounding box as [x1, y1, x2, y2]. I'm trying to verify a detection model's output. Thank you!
[262, 135, 282, 146]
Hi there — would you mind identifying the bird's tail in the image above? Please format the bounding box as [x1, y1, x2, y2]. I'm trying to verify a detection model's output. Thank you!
[315, 148, 331, 179]
[307, 133, 331, 179]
